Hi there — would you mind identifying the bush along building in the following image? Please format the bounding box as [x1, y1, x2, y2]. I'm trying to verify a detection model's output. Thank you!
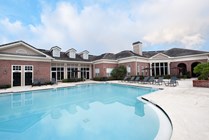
[0, 40, 208, 87]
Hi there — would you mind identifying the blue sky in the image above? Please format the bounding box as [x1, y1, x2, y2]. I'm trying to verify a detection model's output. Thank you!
[0, 0, 209, 54]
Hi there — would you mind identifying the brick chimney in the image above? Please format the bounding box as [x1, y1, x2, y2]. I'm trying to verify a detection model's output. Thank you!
[132, 41, 142, 55]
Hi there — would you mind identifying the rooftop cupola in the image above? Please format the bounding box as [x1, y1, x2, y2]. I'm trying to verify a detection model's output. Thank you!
[66, 48, 77, 59]
[50, 46, 61, 57]
[132, 41, 142, 55]
[80, 50, 89, 60]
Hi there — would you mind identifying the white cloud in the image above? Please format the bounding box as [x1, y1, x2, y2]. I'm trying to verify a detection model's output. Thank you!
[0, 0, 209, 53]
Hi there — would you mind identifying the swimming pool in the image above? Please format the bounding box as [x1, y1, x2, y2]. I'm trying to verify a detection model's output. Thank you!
[0, 83, 172, 140]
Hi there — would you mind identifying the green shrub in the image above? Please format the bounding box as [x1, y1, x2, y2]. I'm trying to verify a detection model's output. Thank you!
[92, 77, 115, 81]
[164, 75, 171, 79]
[0, 85, 11, 89]
[194, 62, 209, 80]
[111, 65, 127, 80]
[62, 78, 84, 83]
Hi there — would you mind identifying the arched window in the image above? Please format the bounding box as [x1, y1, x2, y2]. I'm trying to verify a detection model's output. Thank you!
[177, 63, 187, 76]
[16, 49, 27, 54]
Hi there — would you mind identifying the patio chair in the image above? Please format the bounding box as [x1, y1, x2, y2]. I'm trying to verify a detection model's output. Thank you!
[32, 80, 40, 86]
[133, 76, 140, 83]
[165, 76, 178, 87]
[141, 76, 150, 84]
[121, 76, 129, 82]
[148, 76, 155, 84]
[128, 76, 136, 82]
[155, 77, 164, 85]
[51, 78, 57, 85]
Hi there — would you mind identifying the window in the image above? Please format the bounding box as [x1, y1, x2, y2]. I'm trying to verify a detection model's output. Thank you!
[126, 66, 131, 76]
[151, 62, 168, 76]
[13, 65, 21, 71]
[70, 51, 76, 58]
[51, 65, 64, 81]
[25, 66, 33, 71]
[141, 66, 144, 76]
[83, 52, 89, 60]
[81, 66, 90, 79]
[137, 64, 140, 75]
[106, 68, 113, 77]
[16, 49, 27, 54]
[95, 68, 100, 77]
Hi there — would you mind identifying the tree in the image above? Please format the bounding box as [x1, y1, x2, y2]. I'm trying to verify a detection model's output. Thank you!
[111, 65, 127, 80]
[194, 62, 209, 80]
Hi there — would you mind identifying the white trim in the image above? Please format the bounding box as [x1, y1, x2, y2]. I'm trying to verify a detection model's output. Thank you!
[93, 59, 117, 64]
[0, 54, 53, 62]
[52, 59, 92, 64]
[150, 53, 170, 59]
[169, 55, 208, 62]
[0, 41, 52, 58]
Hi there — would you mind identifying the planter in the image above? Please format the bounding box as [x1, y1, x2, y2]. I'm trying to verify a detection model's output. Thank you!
[193, 80, 209, 88]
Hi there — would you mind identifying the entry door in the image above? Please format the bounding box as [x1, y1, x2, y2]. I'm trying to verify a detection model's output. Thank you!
[52, 72, 57, 81]
[13, 72, 21, 86]
[25, 72, 32, 85]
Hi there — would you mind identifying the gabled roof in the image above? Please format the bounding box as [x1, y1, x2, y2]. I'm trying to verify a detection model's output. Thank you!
[115, 50, 141, 59]
[0, 40, 52, 58]
[93, 53, 116, 61]
[142, 50, 165, 58]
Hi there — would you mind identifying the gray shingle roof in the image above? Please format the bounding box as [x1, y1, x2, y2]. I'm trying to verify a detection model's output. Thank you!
[1, 41, 208, 61]
[38, 49, 93, 62]
[163, 48, 208, 57]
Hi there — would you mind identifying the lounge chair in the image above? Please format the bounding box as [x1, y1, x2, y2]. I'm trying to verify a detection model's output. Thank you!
[148, 76, 155, 84]
[155, 77, 164, 85]
[165, 76, 178, 87]
[32, 80, 40, 86]
[141, 76, 150, 84]
[51, 78, 57, 85]
[132, 76, 140, 83]
[128, 76, 136, 82]
[121, 76, 129, 82]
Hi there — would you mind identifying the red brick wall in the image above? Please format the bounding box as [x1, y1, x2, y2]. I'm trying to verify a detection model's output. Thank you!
[94, 63, 118, 77]
[137, 62, 150, 76]
[193, 80, 209, 88]
[170, 59, 207, 76]
[120, 62, 136, 76]
[0, 60, 51, 86]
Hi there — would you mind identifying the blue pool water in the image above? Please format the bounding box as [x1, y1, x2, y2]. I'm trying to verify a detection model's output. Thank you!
[0, 83, 160, 140]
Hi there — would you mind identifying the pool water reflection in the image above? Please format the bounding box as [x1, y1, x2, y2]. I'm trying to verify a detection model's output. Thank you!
[0, 83, 159, 140]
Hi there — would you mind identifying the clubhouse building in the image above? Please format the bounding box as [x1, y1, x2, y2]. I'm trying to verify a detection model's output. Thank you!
[0, 41, 208, 87]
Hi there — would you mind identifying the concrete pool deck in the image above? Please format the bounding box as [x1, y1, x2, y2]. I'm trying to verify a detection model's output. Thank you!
[0, 79, 209, 140]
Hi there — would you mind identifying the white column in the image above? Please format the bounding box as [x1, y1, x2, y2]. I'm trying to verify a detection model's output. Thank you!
[89, 65, 92, 79]
[154, 63, 156, 76]
[159, 63, 161, 76]
[64, 63, 67, 79]
[150, 63, 152, 76]
[168, 62, 170, 75]
[163, 63, 165, 75]
[78, 64, 81, 78]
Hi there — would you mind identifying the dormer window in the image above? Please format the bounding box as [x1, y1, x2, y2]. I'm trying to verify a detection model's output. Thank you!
[50, 46, 61, 57]
[80, 50, 89, 60]
[66, 48, 77, 59]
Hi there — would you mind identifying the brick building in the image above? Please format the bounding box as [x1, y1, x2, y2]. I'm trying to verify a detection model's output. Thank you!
[0, 41, 208, 87]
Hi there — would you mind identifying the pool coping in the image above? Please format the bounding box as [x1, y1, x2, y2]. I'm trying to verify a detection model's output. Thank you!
[140, 97, 173, 140]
